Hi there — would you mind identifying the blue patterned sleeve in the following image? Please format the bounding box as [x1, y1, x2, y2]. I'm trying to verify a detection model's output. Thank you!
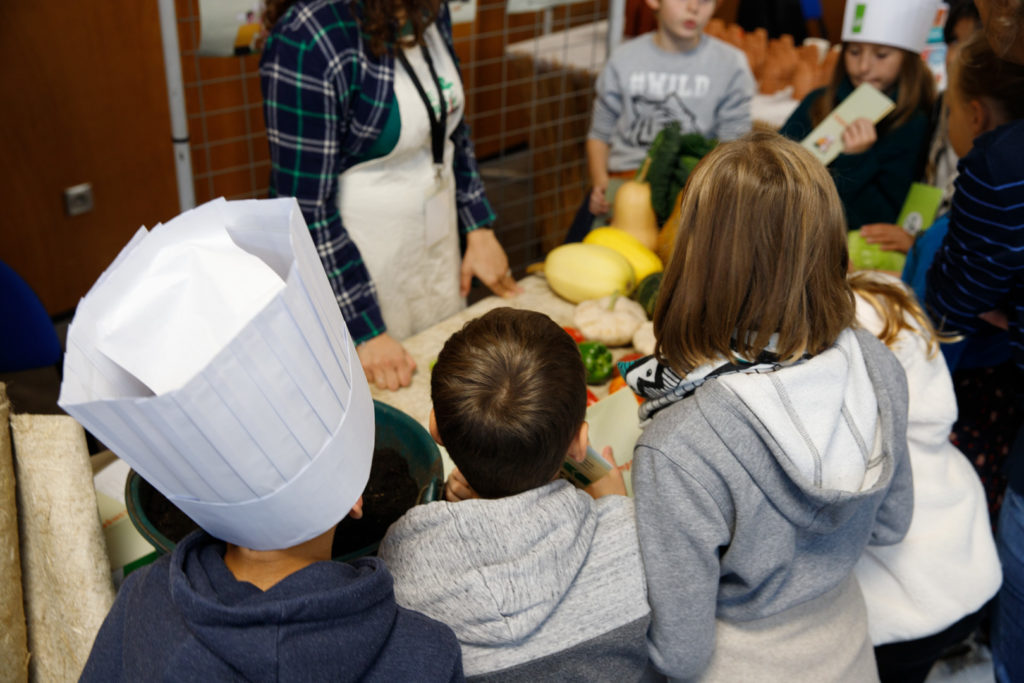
[261, 6, 386, 343]
[926, 126, 1024, 339]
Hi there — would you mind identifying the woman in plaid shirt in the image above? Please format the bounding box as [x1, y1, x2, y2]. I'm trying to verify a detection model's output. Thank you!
[261, 0, 519, 390]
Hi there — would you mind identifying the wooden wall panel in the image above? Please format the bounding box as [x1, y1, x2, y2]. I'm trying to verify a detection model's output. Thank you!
[0, 3, 179, 315]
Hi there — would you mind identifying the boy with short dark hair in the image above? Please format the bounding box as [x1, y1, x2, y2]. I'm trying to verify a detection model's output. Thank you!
[378, 307, 649, 680]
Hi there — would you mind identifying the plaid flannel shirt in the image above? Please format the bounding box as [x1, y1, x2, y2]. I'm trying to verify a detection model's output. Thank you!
[260, 0, 495, 343]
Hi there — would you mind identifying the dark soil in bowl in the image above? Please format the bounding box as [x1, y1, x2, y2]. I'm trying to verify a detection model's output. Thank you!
[138, 477, 200, 545]
[331, 446, 418, 558]
[138, 446, 419, 557]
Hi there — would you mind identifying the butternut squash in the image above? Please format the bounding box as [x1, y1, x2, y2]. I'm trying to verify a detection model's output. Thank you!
[657, 189, 685, 264]
[611, 159, 659, 251]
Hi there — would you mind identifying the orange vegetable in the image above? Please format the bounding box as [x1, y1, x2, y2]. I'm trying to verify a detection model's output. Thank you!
[608, 375, 644, 404]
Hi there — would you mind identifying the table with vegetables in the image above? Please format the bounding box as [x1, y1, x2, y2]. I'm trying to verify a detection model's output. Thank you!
[371, 128, 714, 478]
[367, 268, 659, 442]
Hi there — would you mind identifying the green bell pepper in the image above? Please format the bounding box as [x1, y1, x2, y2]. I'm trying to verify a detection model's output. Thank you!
[578, 341, 614, 385]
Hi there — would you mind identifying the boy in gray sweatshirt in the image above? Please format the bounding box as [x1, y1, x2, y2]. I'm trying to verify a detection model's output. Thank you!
[378, 307, 650, 681]
[585, 0, 754, 217]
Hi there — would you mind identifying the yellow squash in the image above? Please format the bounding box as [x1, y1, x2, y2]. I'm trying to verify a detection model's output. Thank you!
[583, 227, 663, 282]
[543, 243, 636, 303]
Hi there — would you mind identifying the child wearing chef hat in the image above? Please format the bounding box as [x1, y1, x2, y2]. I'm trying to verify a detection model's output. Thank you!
[378, 307, 650, 679]
[780, 0, 940, 232]
[63, 197, 463, 681]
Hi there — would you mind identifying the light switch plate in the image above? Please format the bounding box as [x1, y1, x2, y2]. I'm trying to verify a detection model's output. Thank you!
[64, 182, 94, 216]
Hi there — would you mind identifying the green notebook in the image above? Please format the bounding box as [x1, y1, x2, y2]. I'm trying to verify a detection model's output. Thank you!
[896, 183, 944, 236]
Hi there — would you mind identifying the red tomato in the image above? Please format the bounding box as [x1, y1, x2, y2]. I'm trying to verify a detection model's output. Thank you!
[586, 388, 600, 406]
[563, 326, 585, 343]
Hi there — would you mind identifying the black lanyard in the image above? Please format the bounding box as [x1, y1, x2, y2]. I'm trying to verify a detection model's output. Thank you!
[395, 44, 447, 171]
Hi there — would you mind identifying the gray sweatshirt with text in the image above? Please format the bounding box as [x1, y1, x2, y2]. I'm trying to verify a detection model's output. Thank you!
[589, 33, 754, 172]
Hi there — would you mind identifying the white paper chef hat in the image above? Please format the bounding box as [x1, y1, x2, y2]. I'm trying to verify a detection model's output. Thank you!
[842, 0, 942, 54]
[58, 197, 374, 551]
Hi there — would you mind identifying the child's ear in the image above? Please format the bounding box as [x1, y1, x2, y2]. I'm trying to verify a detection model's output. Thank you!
[970, 98, 992, 138]
[567, 422, 590, 463]
[349, 496, 364, 520]
[428, 409, 444, 446]
[644, 0, 661, 14]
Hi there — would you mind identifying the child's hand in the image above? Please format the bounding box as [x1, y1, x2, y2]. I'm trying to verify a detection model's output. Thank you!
[589, 184, 610, 216]
[840, 117, 877, 155]
[444, 468, 480, 502]
[979, 309, 1009, 330]
[584, 446, 627, 499]
[860, 223, 913, 254]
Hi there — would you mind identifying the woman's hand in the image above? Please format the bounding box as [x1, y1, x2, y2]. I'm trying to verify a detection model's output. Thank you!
[860, 223, 914, 254]
[356, 333, 416, 391]
[445, 467, 480, 502]
[584, 446, 627, 499]
[461, 229, 522, 298]
[589, 183, 610, 216]
[841, 117, 878, 155]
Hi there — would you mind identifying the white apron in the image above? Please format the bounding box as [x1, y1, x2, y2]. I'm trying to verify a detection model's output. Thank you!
[338, 25, 465, 341]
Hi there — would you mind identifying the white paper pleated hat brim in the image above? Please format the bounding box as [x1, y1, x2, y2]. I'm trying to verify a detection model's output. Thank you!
[59, 197, 374, 551]
[841, 0, 940, 54]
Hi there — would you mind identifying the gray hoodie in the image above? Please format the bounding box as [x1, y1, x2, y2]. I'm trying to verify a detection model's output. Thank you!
[633, 328, 913, 680]
[378, 479, 650, 681]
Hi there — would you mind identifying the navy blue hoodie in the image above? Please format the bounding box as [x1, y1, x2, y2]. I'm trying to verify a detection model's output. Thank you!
[81, 531, 464, 682]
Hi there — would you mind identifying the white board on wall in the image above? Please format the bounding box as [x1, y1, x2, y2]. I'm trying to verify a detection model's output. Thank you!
[450, 0, 478, 25]
[198, 0, 263, 56]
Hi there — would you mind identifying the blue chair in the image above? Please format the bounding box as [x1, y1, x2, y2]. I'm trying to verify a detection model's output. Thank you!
[0, 260, 62, 373]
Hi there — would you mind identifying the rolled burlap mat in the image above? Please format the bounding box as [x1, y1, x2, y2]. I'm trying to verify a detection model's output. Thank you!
[0, 384, 29, 682]
[11, 414, 114, 682]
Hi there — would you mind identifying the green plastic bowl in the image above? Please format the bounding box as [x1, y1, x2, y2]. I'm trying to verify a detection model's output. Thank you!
[125, 400, 443, 561]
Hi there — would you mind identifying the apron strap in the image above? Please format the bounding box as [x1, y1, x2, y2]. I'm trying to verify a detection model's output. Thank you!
[395, 44, 447, 175]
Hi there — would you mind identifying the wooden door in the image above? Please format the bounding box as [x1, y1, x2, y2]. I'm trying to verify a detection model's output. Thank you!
[0, 2, 179, 315]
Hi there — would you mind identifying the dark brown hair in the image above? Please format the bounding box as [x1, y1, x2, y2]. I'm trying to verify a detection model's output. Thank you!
[953, 28, 1024, 121]
[654, 130, 855, 374]
[431, 308, 587, 498]
[811, 44, 936, 130]
[983, 0, 1024, 60]
[263, 0, 440, 57]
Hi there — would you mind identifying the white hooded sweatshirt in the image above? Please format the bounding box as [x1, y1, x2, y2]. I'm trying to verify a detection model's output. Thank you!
[853, 286, 1001, 645]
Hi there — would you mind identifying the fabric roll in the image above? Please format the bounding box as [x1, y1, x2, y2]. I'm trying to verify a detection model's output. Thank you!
[0, 384, 29, 683]
[11, 414, 114, 682]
